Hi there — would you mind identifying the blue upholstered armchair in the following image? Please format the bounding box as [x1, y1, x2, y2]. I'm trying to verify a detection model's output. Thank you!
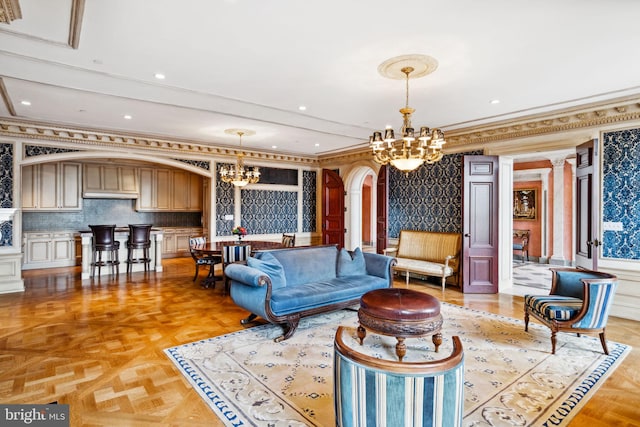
[524, 267, 618, 354]
[334, 327, 464, 427]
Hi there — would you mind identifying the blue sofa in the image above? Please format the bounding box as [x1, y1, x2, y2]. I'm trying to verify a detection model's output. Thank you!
[225, 244, 396, 342]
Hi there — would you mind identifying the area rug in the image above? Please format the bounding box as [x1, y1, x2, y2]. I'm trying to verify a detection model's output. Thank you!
[164, 303, 630, 427]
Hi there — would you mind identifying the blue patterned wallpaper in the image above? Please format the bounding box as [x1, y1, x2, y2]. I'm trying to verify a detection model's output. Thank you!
[302, 170, 317, 232]
[215, 163, 235, 236]
[25, 145, 80, 157]
[0, 143, 13, 246]
[388, 152, 477, 238]
[214, 163, 315, 236]
[602, 128, 640, 260]
[242, 190, 297, 234]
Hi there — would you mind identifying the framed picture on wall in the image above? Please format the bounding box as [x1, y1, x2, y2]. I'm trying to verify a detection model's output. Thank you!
[513, 189, 537, 220]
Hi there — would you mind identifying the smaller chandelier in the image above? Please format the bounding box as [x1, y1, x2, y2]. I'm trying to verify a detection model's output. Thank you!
[369, 59, 446, 173]
[219, 130, 260, 187]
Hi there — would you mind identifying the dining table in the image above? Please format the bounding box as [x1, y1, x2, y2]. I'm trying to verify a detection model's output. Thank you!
[194, 240, 286, 255]
[193, 240, 286, 289]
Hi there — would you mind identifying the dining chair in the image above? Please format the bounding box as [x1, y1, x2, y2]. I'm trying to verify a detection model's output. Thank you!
[281, 233, 296, 247]
[222, 244, 252, 294]
[189, 236, 222, 287]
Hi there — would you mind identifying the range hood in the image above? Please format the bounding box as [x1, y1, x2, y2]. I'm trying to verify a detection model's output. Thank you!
[82, 191, 139, 199]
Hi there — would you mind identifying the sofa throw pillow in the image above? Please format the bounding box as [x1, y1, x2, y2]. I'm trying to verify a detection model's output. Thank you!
[247, 252, 287, 289]
[337, 247, 367, 277]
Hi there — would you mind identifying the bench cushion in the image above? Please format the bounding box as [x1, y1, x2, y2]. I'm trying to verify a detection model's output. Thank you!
[395, 257, 453, 276]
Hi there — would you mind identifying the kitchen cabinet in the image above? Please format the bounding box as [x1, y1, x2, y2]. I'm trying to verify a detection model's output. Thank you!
[137, 168, 202, 212]
[22, 162, 82, 211]
[161, 227, 202, 258]
[82, 164, 138, 198]
[23, 231, 77, 269]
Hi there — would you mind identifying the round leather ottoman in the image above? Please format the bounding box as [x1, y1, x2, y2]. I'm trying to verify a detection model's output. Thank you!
[357, 288, 443, 361]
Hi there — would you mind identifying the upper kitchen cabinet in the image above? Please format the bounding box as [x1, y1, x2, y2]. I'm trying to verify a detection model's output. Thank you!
[137, 167, 203, 212]
[22, 162, 82, 211]
[83, 164, 138, 198]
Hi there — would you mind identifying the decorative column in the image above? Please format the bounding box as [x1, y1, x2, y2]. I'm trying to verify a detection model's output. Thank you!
[550, 157, 567, 265]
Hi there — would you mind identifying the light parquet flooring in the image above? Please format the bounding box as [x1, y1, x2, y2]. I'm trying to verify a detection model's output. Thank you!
[1, 258, 638, 426]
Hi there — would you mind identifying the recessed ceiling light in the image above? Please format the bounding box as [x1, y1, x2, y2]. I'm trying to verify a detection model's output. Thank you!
[21, 100, 31, 106]
[298, 105, 307, 111]
[154, 73, 166, 80]
[490, 99, 500, 104]
[315, 143, 320, 147]
[272, 145, 277, 149]
[123, 115, 132, 120]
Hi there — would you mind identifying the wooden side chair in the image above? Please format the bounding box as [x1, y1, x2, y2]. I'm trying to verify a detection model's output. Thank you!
[222, 244, 252, 294]
[189, 236, 222, 287]
[513, 229, 530, 262]
[334, 326, 464, 426]
[281, 233, 296, 247]
[524, 267, 618, 354]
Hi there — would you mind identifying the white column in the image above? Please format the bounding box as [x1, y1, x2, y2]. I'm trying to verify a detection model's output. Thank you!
[550, 157, 566, 265]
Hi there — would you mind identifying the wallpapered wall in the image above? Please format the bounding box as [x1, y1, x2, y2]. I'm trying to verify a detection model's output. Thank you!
[602, 128, 640, 260]
[215, 164, 317, 236]
[387, 152, 474, 238]
[0, 143, 13, 246]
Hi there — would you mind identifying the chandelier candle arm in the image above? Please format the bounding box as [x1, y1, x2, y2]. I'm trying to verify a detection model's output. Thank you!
[220, 130, 260, 187]
[369, 57, 446, 173]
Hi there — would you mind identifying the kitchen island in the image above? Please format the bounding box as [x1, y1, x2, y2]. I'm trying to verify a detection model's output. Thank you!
[78, 227, 163, 279]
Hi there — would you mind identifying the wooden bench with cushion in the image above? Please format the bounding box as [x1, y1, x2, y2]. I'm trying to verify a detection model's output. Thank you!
[384, 230, 461, 290]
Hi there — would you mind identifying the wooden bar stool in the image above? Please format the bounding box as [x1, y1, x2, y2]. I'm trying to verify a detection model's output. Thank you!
[126, 224, 152, 274]
[89, 224, 120, 278]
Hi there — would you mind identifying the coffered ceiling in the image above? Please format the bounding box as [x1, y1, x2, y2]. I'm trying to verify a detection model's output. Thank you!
[1, 0, 640, 158]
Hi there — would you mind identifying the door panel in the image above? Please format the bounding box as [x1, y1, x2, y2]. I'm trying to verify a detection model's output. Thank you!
[376, 165, 388, 254]
[463, 156, 499, 293]
[322, 169, 345, 248]
[575, 139, 599, 270]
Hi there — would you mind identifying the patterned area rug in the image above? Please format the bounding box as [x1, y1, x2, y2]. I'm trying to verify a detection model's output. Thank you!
[165, 303, 630, 427]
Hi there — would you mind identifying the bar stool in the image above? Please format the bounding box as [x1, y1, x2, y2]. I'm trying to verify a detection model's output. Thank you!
[89, 224, 120, 278]
[126, 224, 152, 274]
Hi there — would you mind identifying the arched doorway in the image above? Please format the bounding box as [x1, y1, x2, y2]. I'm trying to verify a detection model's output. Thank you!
[343, 165, 377, 251]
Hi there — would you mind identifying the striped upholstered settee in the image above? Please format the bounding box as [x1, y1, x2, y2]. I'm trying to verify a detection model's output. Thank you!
[384, 230, 461, 290]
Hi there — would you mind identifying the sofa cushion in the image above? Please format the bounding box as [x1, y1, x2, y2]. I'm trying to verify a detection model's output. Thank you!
[247, 252, 287, 289]
[267, 245, 339, 287]
[337, 247, 367, 277]
[270, 275, 389, 315]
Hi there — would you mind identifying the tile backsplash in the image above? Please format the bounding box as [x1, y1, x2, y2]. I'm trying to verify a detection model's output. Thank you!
[22, 199, 202, 231]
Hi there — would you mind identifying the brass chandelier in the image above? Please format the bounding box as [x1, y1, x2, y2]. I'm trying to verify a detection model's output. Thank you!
[369, 56, 446, 173]
[219, 129, 260, 187]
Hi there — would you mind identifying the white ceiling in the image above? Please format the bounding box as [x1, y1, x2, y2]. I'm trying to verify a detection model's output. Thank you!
[1, 0, 640, 157]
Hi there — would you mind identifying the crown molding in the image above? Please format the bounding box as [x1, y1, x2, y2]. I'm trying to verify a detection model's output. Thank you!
[68, 0, 85, 49]
[0, 117, 319, 166]
[3, 95, 640, 168]
[0, 0, 21, 24]
[444, 95, 640, 150]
